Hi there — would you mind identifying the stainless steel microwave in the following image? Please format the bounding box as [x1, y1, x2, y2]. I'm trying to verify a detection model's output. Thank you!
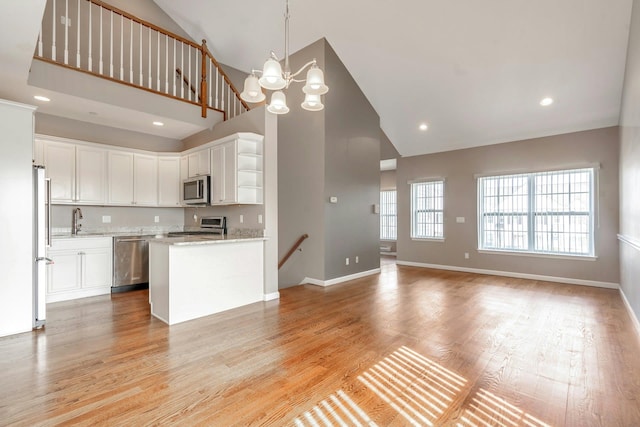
[182, 176, 210, 205]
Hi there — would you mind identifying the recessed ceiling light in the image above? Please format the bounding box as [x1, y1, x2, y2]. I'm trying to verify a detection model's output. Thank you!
[33, 95, 50, 102]
[540, 97, 554, 106]
[419, 123, 428, 131]
[153, 121, 164, 126]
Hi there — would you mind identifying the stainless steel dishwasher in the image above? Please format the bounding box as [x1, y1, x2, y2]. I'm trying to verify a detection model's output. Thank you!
[113, 236, 149, 290]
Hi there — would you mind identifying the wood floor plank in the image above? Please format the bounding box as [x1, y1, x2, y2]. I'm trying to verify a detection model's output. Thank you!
[2, 259, 640, 426]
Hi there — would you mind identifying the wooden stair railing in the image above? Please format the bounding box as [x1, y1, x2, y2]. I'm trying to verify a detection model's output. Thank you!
[176, 67, 199, 103]
[279, 234, 309, 269]
[35, 0, 249, 121]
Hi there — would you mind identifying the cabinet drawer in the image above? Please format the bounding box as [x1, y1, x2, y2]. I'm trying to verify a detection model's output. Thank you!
[50, 237, 112, 251]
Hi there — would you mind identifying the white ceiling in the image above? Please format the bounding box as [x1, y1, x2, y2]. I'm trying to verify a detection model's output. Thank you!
[154, 0, 633, 156]
[0, 1, 634, 155]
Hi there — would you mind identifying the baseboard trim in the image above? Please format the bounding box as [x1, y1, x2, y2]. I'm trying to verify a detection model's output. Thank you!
[263, 292, 280, 301]
[620, 288, 640, 340]
[303, 268, 382, 287]
[395, 260, 619, 289]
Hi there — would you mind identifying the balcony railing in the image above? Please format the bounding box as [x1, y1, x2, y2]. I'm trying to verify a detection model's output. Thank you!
[35, 0, 249, 120]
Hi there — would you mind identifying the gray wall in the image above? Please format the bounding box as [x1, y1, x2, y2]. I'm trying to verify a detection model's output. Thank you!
[277, 39, 326, 287]
[397, 127, 620, 285]
[619, 0, 640, 322]
[278, 39, 380, 286]
[324, 41, 380, 279]
[36, 113, 182, 152]
[381, 130, 400, 160]
[51, 205, 183, 232]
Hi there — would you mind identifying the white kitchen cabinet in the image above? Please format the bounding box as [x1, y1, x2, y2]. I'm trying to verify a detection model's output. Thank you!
[75, 145, 107, 204]
[180, 156, 188, 204]
[187, 148, 210, 178]
[43, 140, 76, 203]
[46, 237, 112, 303]
[133, 153, 158, 206]
[107, 150, 134, 204]
[107, 151, 157, 206]
[211, 142, 237, 204]
[42, 139, 107, 205]
[210, 135, 263, 205]
[158, 156, 181, 207]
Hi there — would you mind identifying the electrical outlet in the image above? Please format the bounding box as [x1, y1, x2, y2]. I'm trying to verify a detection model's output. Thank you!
[102, 215, 111, 223]
[258, 214, 263, 224]
[464, 252, 470, 259]
[355, 256, 359, 263]
[60, 16, 71, 26]
[240, 214, 244, 224]
[154, 216, 160, 223]
[345, 257, 349, 265]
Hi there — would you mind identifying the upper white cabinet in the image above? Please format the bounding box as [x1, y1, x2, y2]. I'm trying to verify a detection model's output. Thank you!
[107, 151, 158, 206]
[107, 151, 134, 205]
[42, 139, 106, 204]
[210, 134, 263, 205]
[187, 148, 210, 178]
[76, 146, 107, 204]
[158, 156, 181, 207]
[133, 153, 158, 206]
[43, 140, 75, 203]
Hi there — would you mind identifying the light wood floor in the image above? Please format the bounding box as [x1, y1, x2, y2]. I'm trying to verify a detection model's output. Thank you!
[2, 261, 640, 426]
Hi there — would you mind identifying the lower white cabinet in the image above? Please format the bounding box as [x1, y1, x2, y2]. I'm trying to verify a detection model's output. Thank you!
[46, 237, 112, 303]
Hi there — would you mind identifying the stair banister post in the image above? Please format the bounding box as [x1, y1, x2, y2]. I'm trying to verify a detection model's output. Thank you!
[200, 39, 208, 118]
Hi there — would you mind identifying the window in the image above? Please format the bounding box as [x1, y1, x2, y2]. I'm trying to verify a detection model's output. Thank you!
[411, 180, 444, 239]
[478, 168, 594, 256]
[380, 190, 397, 240]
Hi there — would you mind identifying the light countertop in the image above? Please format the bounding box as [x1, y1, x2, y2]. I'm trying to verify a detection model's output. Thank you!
[149, 235, 266, 246]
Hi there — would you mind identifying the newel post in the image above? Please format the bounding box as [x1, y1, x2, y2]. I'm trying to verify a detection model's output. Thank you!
[200, 39, 208, 118]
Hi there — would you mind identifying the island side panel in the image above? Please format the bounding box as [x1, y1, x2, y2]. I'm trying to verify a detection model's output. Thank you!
[169, 241, 264, 325]
[149, 242, 171, 324]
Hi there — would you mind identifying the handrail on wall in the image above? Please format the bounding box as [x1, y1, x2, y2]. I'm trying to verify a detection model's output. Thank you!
[279, 234, 309, 269]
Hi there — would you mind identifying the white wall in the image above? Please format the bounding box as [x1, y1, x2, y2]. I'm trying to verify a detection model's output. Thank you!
[0, 100, 36, 337]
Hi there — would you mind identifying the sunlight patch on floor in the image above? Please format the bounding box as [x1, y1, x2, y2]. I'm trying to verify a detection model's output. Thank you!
[293, 389, 378, 426]
[457, 388, 551, 427]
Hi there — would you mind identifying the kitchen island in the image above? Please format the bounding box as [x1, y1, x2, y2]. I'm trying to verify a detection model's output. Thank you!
[148, 235, 266, 325]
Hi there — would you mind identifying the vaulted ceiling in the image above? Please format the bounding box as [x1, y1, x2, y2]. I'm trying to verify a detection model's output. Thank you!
[0, 1, 634, 156]
[154, 0, 633, 156]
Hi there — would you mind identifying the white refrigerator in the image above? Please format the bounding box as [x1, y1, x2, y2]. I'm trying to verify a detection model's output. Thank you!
[33, 165, 51, 328]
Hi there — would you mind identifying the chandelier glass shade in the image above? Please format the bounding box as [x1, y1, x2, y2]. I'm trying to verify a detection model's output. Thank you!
[240, 0, 328, 114]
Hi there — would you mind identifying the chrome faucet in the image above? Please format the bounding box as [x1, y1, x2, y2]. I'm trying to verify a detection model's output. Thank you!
[72, 208, 83, 235]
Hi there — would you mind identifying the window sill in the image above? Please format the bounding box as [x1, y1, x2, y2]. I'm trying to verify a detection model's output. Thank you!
[411, 237, 445, 243]
[477, 249, 597, 261]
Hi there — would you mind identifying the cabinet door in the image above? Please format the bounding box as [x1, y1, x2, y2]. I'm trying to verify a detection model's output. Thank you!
[44, 141, 75, 203]
[210, 145, 225, 204]
[188, 149, 210, 177]
[81, 248, 112, 289]
[76, 146, 106, 204]
[180, 156, 188, 204]
[134, 154, 158, 206]
[47, 250, 80, 294]
[158, 156, 181, 207]
[222, 142, 237, 204]
[107, 151, 134, 205]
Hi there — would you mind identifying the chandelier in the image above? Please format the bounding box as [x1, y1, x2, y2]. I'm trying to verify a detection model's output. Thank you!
[240, 0, 329, 114]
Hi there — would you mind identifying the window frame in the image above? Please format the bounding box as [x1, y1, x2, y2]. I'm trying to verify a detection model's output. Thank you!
[410, 179, 445, 241]
[380, 189, 397, 241]
[477, 167, 596, 257]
